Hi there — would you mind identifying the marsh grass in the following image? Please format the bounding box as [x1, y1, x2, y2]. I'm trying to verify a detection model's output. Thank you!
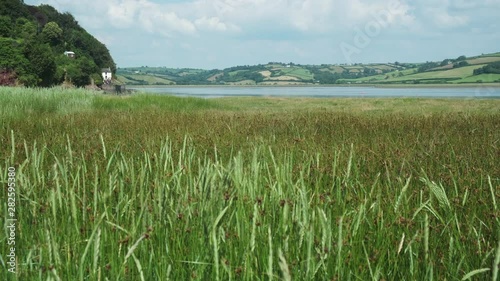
[92, 93, 224, 112]
[0, 87, 95, 119]
[0, 87, 499, 280]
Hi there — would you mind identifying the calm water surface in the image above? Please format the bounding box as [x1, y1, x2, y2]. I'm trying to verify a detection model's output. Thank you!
[130, 86, 500, 99]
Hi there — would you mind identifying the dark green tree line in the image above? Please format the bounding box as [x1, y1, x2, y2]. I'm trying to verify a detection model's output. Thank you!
[473, 61, 500, 75]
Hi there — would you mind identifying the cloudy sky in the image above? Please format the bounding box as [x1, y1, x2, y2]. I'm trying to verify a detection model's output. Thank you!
[25, 0, 500, 69]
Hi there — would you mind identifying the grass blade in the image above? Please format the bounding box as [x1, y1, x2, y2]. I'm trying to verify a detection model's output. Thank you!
[79, 213, 105, 280]
[278, 249, 291, 281]
[213, 205, 230, 281]
[493, 231, 500, 281]
[461, 268, 490, 280]
[268, 226, 273, 280]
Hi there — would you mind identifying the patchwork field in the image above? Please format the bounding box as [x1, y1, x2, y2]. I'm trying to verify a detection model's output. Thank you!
[116, 52, 500, 86]
[116, 74, 174, 85]
[451, 74, 500, 84]
[387, 65, 486, 82]
[466, 56, 500, 65]
[1, 87, 499, 280]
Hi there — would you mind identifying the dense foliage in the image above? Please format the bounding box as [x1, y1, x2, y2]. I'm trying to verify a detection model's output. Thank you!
[417, 62, 439, 73]
[0, 0, 115, 87]
[474, 61, 500, 75]
[217, 65, 267, 83]
[308, 67, 390, 84]
[418, 56, 470, 73]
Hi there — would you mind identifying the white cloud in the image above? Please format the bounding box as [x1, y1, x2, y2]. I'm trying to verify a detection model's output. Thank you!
[287, 0, 334, 31]
[106, 0, 142, 28]
[28, 0, 415, 35]
[23, 0, 500, 68]
[200, 0, 415, 33]
[343, 0, 414, 27]
[415, 0, 470, 29]
[433, 12, 469, 28]
[194, 17, 240, 32]
[451, 0, 500, 9]
[138, 9, 197, 36]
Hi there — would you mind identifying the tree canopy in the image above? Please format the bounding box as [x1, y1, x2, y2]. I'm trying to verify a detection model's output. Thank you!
[0, 1, 116, 87]
[473, 61, 500, 75]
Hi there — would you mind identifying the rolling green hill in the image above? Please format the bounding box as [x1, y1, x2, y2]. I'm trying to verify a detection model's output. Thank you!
[118, 52, 500, 86]
[115, 74, 174, 85]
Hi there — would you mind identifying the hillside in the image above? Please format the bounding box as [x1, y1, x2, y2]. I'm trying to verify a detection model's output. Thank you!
[0, 0, 115, 87]
[118, 52, 500, 86]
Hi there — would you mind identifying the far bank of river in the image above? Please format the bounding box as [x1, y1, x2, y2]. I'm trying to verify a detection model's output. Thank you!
[129, 85, 500, 99]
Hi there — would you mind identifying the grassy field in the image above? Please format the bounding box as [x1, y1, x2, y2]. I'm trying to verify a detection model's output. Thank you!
[339, 68, 418, 84]
[339, 54, 500, 85]
[328, 66, 348, 74]
[384, 65, 485, 83]
[451, 74, 500, 84]
[279, 68, 314, 81]
[371, 64, 397, 71]
[1, 87, 499, 280]
[116, 74, 174, 85]
[466, 57, 500, 65]
[342, 65, 489, 85]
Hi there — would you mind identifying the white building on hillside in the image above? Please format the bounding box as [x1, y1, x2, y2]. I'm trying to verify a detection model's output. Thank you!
[64, 51, 75, 58]
[102, 68, 112, 84]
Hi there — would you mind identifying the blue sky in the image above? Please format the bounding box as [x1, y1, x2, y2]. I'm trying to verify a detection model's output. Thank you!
[25, 0, 500, 69]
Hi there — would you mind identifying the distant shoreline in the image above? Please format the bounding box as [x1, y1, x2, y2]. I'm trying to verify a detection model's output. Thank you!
[128, 83, 500, 89]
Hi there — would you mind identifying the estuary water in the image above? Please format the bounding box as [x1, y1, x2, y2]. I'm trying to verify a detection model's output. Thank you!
[129, 86, 500, 99]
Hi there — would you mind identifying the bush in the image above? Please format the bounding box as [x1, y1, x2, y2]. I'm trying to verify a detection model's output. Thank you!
[453, 61, 469, 68]
[473, 61, 500, 75]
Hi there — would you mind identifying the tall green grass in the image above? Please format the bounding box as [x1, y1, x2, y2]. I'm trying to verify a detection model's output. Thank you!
[92, 94, 223, 112]
[0, 87, 95, 119]
[1, 137, 498, 280]
[0, 87, 499, 280]
[0, 87, 223, 120]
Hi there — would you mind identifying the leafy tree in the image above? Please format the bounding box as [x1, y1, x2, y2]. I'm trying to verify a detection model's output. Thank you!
[0, 38, 20, 70]
[417, 62, 439, 73]
[15, 17, 37, 40]
[453, 61, 469, 68]
[41, 21, 62, 46]
[473, 61, 500, 75]
[0, 0, 31, 21]
[66, 29, 116, 74]
[57, 60, 94, 87]
[0, 37, 32, 85]
[63, 63, 83, 85]
[23, 40, 56, 87]
[58, 56, 99, 87]
[440, 59, 450, 66]
[363, 68, 376, 75]
[0, 16, 12, 37]
[90, 73, 103, 85]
